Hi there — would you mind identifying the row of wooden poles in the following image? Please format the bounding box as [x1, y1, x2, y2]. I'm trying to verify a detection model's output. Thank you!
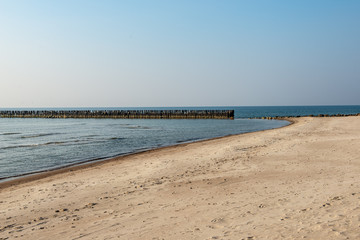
[251, 113, 360, 120]
[0, 110, 235, 119]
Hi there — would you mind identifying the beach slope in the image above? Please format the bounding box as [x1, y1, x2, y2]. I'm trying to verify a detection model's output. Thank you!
[1, 117, 360, 239]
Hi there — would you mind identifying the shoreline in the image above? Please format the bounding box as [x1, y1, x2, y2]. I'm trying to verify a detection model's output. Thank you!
[0, 118, 294, 189]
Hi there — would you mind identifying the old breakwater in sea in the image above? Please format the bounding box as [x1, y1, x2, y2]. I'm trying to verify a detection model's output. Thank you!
[251, 113, 360, 120]
[0, 110, 235, 119]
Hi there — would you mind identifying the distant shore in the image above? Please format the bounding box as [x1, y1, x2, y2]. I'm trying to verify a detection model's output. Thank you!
[1, 116, 360, 239]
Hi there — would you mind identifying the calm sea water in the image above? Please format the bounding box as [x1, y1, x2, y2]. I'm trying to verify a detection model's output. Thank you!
[0, 105, 359, 180]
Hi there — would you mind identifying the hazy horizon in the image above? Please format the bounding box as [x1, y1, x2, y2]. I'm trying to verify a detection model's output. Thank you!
[1, 105, 360, 111]
[1, 1, 359, 108]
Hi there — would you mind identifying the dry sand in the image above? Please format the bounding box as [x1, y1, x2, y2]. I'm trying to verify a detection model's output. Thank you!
[1, 116, 360, 240]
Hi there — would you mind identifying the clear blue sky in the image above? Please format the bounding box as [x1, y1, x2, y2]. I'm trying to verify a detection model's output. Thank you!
[1, 0, 359, 107]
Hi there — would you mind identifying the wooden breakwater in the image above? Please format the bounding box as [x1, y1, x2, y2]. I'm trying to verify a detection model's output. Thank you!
[251, 113, 360, 120]
[0, 110, 235, 119]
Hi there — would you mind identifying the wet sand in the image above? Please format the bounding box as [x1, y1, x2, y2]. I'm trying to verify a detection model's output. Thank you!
[1, 116, 360, 239]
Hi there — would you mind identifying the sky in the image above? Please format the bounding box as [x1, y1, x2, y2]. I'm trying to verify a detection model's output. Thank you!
[1, 0, 359, 108]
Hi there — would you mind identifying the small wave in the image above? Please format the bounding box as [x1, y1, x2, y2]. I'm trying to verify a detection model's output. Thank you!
[44, 141, 66, 145]
[176, 138, 200, 144]
[108, 123, 131, 127]
[0, 133, 21, 135]
[67, 135, 98, 141]
[109, 137, 125, 140]
[2, 141, 72, 150]
[126, 126, 151, 129]
[2, 144, 42, 150]
[20, 133, 61, 139]
[84, 134, 99, 138]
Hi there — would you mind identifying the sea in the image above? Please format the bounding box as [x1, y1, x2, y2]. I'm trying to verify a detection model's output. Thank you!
[1, 105, 359, 181]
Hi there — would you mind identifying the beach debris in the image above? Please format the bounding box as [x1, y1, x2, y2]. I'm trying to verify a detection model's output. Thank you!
[84, 202, 98, 208]
[331, 196, 343, 201]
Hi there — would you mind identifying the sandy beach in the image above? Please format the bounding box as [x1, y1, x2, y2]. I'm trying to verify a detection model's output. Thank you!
[1, 116, 360, 240]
